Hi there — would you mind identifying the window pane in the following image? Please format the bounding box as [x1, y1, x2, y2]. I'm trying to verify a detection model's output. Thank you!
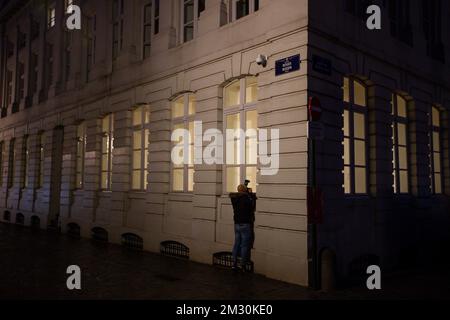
[343, 166, 351, 194]
[434, 174, 442, 194]
[398, 146, 408, 170]
[245, 77, 258, 104]
[184, 0, 194, 23]
[226, 167, 240, 193]
[245, 166, 257, 192]
[343, 77, 350, 103]
[172, 97, 184, 118]
[433, 132, 440, 152]
[226, 114, 241, 165]
[398, 123, 407, 145]
[246, 110, 257, 130]
[393, 170, 397, 193]
[353, 81, 366, 107]
[354, 167, 367, 194]
[144, 4, 152, 22]
[343, 138, 350, 165]
[246, 138, 257, 165]
[354, 140, 366, 166]
[188, 168, 194, 192]
[102, 115, 110, 131]
[433, 153, 441, 173]
[102, 154, 108, 171]
[173, 169, 184, 191]
[144, 129, 149, 148]
[397, 95, 407, 118]
[354, 112, 365, 139]
[133, 151, 141, 169]
[432, 107, 440, 127]
[101, 172, 108, 189]
[236, 0, 250, 19]
[184, 25, 194, 42]
[132, 170, 141, 190]
[224, 81, 241, 108]
[188, 95, 196, 115]
[399, 171, 409, 193]
[133, 131, 141, 149]
[343, 110, 349, 137]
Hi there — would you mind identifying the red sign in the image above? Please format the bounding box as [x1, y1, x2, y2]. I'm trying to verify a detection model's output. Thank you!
[308, 96, 322, 121]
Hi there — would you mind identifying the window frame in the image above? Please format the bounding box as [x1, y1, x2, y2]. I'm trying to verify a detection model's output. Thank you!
[112, 0, 124, 60]
[430, 106, 444, 195]
[101, 114, 114, 191]
[7, 139, 16, 189]
[223, 77, 258, 194]
[0, 142, 4, 187]
[232, 0, 259, 21]
[171, 93, 196, 193]
[22, 135, 29, 189]
[342, 77, 369, 195]
[131, 106, 150, 191]
[391, 94, 410, 194]
[142, 2, 153, 59]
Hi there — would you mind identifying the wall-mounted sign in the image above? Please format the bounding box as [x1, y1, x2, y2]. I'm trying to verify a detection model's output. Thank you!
[312, 55, 332, 76]
[275, 54, 301, 76]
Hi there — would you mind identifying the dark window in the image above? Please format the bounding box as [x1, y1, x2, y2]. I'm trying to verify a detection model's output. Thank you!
[198, 0, 206, 17]
[3, 211, 11, 221]
[6, 70, 13, 106]
[236, 0, 249, 20]
[46, 43, 54, 88]
[345, 0, 370, 20]
[67, 223, 81, 238]
[143, 3, 152, 58]
[422, 0, 445, 62]
[92, 227, 108, 242]
[17, 63, 25, 101]
[31, 20, 40, 41]
[112, 0, 124, 59]
[154, 0, 160, 34]
[183, 0, 194, 42]
[29, 53, 39, 95]
[6, 40, 14, 58]
[7, 139, 15, 189]
[122, 233, 143, 250]
[15, 213, 24, 225]
[18, 31, 27, 49]
[389, 0, 413, 45]
[31, 216, 41, 229]
[160, 241, 190, 259]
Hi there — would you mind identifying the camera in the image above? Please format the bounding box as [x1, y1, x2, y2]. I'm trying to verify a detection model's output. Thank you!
[256, 54, 268, 67]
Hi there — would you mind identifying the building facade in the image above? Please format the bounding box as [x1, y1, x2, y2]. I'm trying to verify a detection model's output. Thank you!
[0, 0, 449, 287]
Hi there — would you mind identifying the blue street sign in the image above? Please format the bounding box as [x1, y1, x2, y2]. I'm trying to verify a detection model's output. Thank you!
[275, 54, 301, 76]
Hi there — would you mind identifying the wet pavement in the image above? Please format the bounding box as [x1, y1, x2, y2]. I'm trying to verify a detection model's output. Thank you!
[0, 223, 449, 300]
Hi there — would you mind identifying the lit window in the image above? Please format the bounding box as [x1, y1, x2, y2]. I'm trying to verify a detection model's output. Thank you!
[22, 136, 29, 188]
[76, 123, 86, 189]
[38, 133, 45, 188]
[101, 114, 114, 190]
[224, 77, 258, 193]
[342, 77, 368, 195]
[430, 106, 443, 194]
[47, 2, 56, 29]
[132, 107, 150, 190]
[172, 94, 196, 192]
[392, 94, 410, 194]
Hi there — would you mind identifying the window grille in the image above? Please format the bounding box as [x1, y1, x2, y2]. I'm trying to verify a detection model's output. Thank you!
[92, 227, 108, 242]
[213, 252, 254, 272]
[67, 223, 81, 238]
[15, 213, 25, 225]
[122, 233, 143, 250]
[160, 241, 189, 259]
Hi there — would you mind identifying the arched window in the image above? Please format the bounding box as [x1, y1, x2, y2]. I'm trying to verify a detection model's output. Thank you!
[223, 76, 258, 193]
[171, 93, 196, 192]
[430, 106, 443, 194]
[392, 94, 410, 194]
[132, 106, 150, 190]
[76, 123, 86, 189]
[101, 114, 114, 190]
[342, 77, 368, 194]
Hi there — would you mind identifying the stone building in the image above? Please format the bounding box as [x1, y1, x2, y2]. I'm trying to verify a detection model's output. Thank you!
[0, 0, 449, 288]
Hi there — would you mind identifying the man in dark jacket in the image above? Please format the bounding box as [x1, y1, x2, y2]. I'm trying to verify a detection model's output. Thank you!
[230, 184, 255, 271]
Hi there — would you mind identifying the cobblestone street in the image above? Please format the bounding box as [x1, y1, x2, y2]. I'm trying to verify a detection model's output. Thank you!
[0, 223, 449, 300]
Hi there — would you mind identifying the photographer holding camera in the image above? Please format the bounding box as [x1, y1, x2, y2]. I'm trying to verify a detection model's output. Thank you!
[229, 180, 257, 272]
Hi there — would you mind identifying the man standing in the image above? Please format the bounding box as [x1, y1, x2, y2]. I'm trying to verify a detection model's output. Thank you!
[230, 184, 256, 272]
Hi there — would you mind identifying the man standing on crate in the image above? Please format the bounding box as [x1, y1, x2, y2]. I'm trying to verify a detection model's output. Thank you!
[229, 181, 257, 272]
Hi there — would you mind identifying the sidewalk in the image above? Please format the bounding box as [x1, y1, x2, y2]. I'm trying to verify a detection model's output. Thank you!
[0, 223, 448, 300]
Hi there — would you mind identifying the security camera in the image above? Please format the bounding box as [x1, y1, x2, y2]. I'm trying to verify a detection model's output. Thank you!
[256, 54, 268, 67]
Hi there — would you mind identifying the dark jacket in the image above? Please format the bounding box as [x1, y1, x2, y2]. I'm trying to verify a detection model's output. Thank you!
[230, 192, 255, 224]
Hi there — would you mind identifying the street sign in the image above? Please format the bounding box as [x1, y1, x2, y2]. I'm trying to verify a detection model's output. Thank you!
[275, 54, 301, 76]
[308, 122, 324, 140]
